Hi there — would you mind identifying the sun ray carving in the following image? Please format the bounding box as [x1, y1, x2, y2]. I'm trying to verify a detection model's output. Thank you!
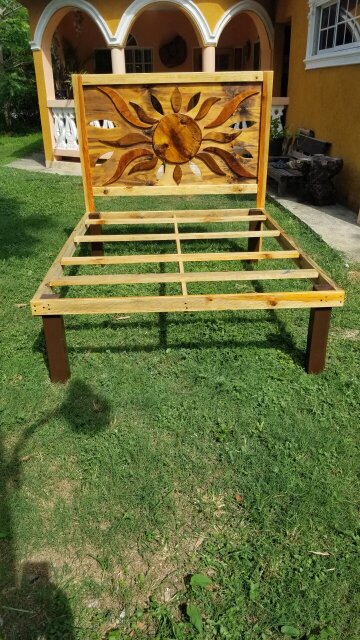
[173, 165, 182, 185]
[103, 148, 153, 185]
[203, 147, 256, 178]
[196, 152, 226, 176]
[99, 133, 151, 148]
[129, 102, 159, 125]
[171, 87, 182, 113]
[97, 87, 152, 129]
[202, 131, 241, 143]
[194, 97, 221, 121]
[187, 92, 201, 112]
[204, 89, 259, 129]
[88, 83, 260, 186]
[128, 155, 158, 175]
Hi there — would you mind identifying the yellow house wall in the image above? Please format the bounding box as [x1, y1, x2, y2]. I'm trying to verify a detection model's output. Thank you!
[23, 0, 275, 40]
[23, 0, 276, 163]
[276, 0, 360, 211]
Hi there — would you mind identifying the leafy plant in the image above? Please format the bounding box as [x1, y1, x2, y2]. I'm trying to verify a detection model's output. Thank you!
[270, 115, 284, 140]
[190, 573, 212, 588]
[0, 0, 38, 130]
[186, 604, 203, 634]
[281, 625, 301, 638]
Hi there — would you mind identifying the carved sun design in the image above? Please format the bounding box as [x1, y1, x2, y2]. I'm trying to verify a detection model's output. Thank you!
[96, 85, 259, 185]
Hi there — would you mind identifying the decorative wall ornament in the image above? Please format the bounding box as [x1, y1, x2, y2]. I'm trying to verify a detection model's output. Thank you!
[159, 35, 187, 68]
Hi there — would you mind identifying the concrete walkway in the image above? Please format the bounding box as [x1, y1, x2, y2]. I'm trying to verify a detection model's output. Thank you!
[268, 190, 359, 263]
[7, 153, 82, 176]
[6, 153, 360, 263]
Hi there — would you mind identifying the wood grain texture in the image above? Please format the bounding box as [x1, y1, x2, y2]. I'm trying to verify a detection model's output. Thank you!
[73, 75, 94, 211]
[32, 212, 88, 302]
[88, 207, 263, 220]
[82, 72, 264, 85]
[85, 213, 267, 225]
[256, 71, 273, 208]
[49, 269, 319, 288]
[61, 250, 300, 267]
[31, 290, 344, 317]
[74, 230, 280, 243]
[92, 184, 258, 196]
[81, 76, 262, 194]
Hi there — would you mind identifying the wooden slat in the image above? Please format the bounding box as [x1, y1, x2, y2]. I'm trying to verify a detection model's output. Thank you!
[49, 269, 319, 288]
[93, 184, 258, 197]
[31, 213, 88, 301]
[75, 230, 280, 243]
[81, 71, 264, 85]
[85, 214, 267, 226]
[61, 250, 300, 266]
[95, 208, 261, 220]
[263, 212, 344, 292]
[31, 289, 344, 317]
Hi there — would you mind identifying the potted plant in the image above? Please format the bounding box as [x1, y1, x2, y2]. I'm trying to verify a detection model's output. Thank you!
[269, 116, 285, 157]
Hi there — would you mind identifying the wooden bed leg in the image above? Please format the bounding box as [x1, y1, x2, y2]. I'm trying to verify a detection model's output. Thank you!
[247, 208, 262, 259]
[89, 212, 103, 257]
[42, 313, 70, 383]
[306, 284, 332, 374]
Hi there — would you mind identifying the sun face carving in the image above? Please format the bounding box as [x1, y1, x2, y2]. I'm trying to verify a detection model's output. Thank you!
[153, 113, 202, 164]
[90, 84, 260, 186]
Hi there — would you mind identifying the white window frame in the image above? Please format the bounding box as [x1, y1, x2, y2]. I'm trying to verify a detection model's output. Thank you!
[125, 47, 153, 73]
[305, 0, 360, 69]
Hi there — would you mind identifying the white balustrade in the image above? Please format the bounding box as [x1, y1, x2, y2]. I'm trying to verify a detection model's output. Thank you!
[48, 97, 289, 156]
[271, 97, 290, 131]
[52, 107, 78, 150]
[48, 100, 115, 154]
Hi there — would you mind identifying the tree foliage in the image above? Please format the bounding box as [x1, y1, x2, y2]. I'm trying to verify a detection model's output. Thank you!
[0, 0, 38, 129]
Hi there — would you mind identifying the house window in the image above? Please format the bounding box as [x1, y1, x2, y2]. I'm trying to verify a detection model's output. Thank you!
[125, 47, 153, 73]
[305, 0, 360, 69]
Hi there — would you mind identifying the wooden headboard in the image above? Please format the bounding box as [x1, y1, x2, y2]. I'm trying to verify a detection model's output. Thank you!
[73, 71, 273, 211]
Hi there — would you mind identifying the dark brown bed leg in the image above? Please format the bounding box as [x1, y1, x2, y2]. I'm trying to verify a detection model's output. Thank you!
[42, 314, 70, 383]
[306, 284, 332, 374]
[247, 208, 262, 255]
[89, 212, 103, 257]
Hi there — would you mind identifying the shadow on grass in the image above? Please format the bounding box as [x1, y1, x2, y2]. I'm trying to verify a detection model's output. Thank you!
[1, 134, 43, 162]
[0, 193, 54, 260]
[242, 259, 306, 368]
[53, 312, 305, 368]
[0, 379, 110, 639]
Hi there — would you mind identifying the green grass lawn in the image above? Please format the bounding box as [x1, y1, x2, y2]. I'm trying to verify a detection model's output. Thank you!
[0, 133, 359, 640]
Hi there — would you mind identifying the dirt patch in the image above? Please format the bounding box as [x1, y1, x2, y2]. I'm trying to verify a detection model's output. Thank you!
[348, 271, 360, 281]
[333, 328, 360, 341]
[17, 545, 106, 585]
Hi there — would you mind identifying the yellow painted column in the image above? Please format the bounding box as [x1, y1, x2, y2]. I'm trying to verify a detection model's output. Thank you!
[32, 49, 55, 165]
[111, 47, 126, 73]
[202, 46, 216, 72]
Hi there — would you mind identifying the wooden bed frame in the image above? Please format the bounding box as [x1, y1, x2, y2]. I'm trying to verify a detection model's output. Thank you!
[30, 71, 344, 382]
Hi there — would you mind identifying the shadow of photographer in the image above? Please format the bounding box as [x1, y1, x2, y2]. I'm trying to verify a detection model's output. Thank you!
[0, 379, 111, 638]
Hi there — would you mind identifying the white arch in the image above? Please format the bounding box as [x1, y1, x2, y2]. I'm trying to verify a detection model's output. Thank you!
[213, 0, 274, 46]
[115, 0, 215, 47]
[30, 0, 117, 51]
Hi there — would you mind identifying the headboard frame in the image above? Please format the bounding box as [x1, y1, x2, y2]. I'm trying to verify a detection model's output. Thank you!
[73, 71, 273, 212]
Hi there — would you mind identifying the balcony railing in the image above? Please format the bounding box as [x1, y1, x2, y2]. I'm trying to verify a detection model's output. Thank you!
[48, 99, 116, 157]
[48, 97, 290, 156]
[271, 97, 290, 131]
